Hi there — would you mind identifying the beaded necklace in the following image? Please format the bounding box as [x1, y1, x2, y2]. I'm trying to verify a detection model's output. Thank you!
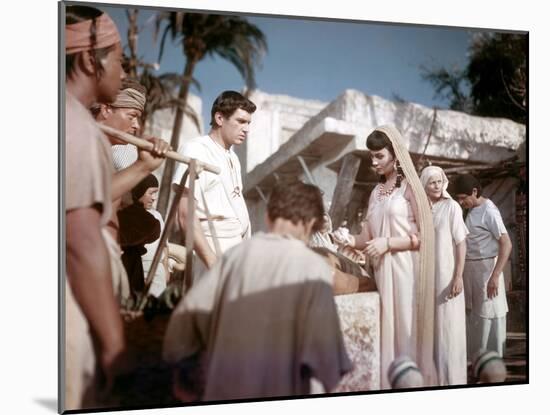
[377, 177, 397, 201]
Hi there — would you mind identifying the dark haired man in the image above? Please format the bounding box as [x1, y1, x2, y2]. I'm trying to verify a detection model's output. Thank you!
[452, 174, 512, 359]
[173, 90, 256, 273]
[64, 5, 126, 410]
[163, 181, 351, 401]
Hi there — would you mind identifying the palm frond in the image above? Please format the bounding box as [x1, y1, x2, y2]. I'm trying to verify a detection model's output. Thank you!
[157, 24, 171, 63]
[152, 11, 170, 43]
[152, 11, 268, 98]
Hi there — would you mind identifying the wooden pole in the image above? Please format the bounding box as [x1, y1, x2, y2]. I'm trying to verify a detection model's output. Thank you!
[329, 153, 362, 228]
[183, 159, 198, 294]
[97, 123, 220, 175]
[136, 169, 189, 312]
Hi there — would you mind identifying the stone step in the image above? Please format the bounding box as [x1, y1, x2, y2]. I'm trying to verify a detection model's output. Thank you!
[506, 331, 526, 340]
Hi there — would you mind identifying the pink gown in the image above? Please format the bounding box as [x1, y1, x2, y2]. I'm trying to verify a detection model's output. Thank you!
[366, 180, 419, 389]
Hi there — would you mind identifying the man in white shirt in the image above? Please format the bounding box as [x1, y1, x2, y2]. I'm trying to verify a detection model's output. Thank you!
[173, 91, 256, 271]
[452, 174, 513, 358]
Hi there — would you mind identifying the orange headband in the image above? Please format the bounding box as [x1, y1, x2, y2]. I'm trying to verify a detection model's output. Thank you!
[66, 13, 121, 55]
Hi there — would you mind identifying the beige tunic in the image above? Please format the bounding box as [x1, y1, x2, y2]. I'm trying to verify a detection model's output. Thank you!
[65, 93, 113, 224]
[64, 92, 114, 409]
[163, 233, 352, 400]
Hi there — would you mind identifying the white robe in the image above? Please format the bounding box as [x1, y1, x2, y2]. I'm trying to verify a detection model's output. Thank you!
[142, 209, 168, 297]
[64, 92, 114, 410]
[432, 198, 468, 385]
[173, 135, 251, 246]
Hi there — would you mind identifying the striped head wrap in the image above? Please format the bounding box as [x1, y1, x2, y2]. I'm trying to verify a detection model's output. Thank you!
[91, 79, 146, 115]
[66, 12, 121, 55]
[111, 87, 146, 113]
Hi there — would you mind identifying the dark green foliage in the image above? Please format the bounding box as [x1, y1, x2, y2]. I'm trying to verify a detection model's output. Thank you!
[422, 32, 526, 124]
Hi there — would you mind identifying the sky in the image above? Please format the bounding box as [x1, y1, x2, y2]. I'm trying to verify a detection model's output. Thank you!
[101, 4, 478, 131]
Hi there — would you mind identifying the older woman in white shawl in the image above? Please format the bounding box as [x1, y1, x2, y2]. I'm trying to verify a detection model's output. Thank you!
[420, 166, 469, 385]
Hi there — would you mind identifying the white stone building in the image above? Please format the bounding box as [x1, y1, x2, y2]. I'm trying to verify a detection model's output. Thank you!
[240, 88, 526, 336]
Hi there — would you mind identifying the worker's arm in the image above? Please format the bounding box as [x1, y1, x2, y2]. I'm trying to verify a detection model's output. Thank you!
[66, 206, 125, 390]
[487, 233, 512, 299]
[178, 189, 217, 269]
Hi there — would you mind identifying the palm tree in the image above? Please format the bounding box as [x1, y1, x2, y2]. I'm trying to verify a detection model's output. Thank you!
[121, 10, 202, 135]
[421, 32, 526, 123]
[126, 9, 139, 78]
[154, 11, 268, 217]
[138, 65, 202, 132]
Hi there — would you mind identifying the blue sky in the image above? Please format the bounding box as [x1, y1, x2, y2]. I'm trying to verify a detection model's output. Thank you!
[101, 5, 477, 130]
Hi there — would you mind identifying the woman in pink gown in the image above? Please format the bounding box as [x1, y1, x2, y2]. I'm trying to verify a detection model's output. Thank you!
[334, 126, 436, 389]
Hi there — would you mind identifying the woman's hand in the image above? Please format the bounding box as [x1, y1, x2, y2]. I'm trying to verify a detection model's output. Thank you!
[365, 237, 389, 258]
[332, 227, 352, 246]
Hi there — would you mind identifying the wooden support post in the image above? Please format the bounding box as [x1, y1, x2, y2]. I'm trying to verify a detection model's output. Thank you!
[297, 155, 317, 186]
[329, 153, 361, 229]
[183, 159, 198, 293]
[256, 186, 268, 203]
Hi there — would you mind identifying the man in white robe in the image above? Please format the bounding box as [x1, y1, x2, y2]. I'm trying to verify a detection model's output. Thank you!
[173, 91, 255, 273]
[163, 181, 352, 401]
